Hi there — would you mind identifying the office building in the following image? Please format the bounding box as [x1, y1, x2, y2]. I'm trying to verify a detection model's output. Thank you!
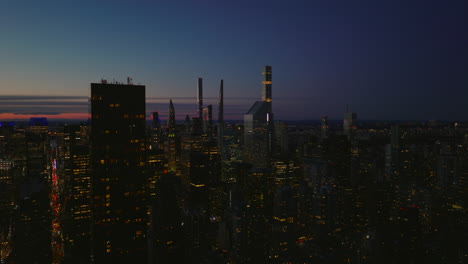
[90, 81, 148, 263]
[218, 80, 224, 149]
[198, 78, 203, 119]
[244, 66, 274, 168]
[151, 112, 162, 150]
[343, 111, 357, 136]
[167, 100, 177, 173]
[321, 116, 328, 140]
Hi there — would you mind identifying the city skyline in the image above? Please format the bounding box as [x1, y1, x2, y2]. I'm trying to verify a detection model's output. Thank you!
[1, 0, 467, 120]
[2, 1, 468, 263]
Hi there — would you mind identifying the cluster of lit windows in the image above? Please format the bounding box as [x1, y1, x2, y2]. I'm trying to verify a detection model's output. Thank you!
[106, 240, 111, 253]
[122, 114, 145, 119]
[104, 130, 120, 135]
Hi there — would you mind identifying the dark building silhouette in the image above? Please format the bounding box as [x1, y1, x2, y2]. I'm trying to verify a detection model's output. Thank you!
[197, 78, 203, 119]
[151, 112, 162, 150]
[90, 82, 148, 263]
[167, 100, 177, 173]
[217, 80, 224, 149]
[244, 66, 274, 168]
[61, 124, 91, 263]
[13, 118, 51, 263]
[343, 111, 357, 137]
[321, 115, 328, 140]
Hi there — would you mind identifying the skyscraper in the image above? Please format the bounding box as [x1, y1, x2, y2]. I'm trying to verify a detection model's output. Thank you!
[197, 78, 203, 119]
[168, 100, 175, 129]
[321, 116, 328, 140]
[244, 66, 274, 168]
[343, 111, 357, 136]
[151, 112, 162, 150]
[62, 124, 91, 263]
[218, 80, 224, 149]
[202, 105, 213, 135]
[262, 65, 273, 119]
[90, 82, 148, 263]
[14, 118, 51, 263]
[167, 100, 177, 173]
[207, 104, 213, 127]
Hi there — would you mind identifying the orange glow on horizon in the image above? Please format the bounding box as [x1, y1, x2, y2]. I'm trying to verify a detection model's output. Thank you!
[0, 113, 91, 120]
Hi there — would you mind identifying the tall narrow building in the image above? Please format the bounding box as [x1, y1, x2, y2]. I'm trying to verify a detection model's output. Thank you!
[167, 100, 177, 172]
[244, 66, 274, 168]
[197, 78, 203, 119]
[152, 112, 162, 150]
[207, 105, 213, 127]
[168, 100, 175, 128]
[62, 124, 91, 263]
[15, 118, 51, 263]
[217, 80, 224, 148]
[90, 82, 148, 263]
[321, 116, 329, 140]
[262, 65, 273, 121]
[202, 105, 213, 135]
[343, 111, 357, 137]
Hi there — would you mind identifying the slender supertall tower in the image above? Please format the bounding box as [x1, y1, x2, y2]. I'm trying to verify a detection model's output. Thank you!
[207, 105, 213, 127]
[217, 80, 224, 148]
[321, 115, 329, 140]
[263, 66, 274, 155]
[262, 65, 273, 119]
[152, 112, 162, 149]
[184, 114, 191, 133]
[202, 105, 213, 135]
[197, 78, 203, 119]
[168, 100, 175, 129]
[167, 100, 177, 172]
[244, 66, 274, 168]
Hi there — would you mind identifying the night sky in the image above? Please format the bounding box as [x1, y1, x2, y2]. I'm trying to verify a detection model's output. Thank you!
[1, 0, 467, 120]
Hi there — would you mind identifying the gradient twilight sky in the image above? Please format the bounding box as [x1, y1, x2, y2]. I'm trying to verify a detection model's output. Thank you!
[1, 0, 467, 120]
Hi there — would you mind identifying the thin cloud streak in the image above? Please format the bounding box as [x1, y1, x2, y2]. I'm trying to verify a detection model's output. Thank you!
[0, 95, 315, 120]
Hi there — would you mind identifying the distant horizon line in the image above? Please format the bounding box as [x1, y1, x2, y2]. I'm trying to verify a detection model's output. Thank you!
[0, 95, 320, 100]
[1, 118, 465, 123]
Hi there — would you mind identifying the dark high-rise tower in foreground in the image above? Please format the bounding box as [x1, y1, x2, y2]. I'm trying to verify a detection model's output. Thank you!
[90, 82, 148, 263]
